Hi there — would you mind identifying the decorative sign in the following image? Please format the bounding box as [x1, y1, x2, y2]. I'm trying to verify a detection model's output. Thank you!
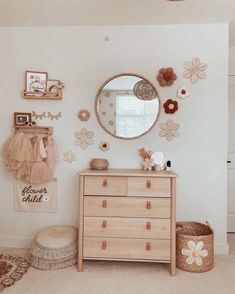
[14, 179, 57, 212]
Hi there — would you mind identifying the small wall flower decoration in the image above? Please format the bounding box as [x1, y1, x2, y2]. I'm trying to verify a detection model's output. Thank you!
[78, 109, 91, 121]
[99, 141, 110, 152]
[163, 99, 178, 114]
[159, 119, 179, 141]
[142, 157, 155, 171]
[74, 127, 94, 149]
[63, 150, 76, 163]
[177, 86, 189, 99]
[157, 67, 177, 87]
[182, 57, 208, 84]
[181, 241, 208, 266]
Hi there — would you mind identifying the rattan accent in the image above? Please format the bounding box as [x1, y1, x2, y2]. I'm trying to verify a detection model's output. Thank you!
[90, 158, 109, 170]
[95, 73, 161, 140]
[176, 221, 214, 273]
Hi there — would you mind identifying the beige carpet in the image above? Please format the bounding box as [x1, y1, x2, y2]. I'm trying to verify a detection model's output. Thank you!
[0, 247, 235, 294]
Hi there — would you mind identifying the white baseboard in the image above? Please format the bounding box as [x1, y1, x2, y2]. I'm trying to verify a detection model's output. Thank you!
[0, 236, 230, 255]
[0, 236, 33, 248]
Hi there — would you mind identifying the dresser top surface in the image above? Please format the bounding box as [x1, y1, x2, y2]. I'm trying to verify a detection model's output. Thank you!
[78, 168, 177, 177]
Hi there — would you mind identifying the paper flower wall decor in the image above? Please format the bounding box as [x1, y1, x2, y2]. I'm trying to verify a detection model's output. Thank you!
[182, 57, 208, 84]
[74, 127, 94, 149]
[181, 241, 208, 266]
[159, 119, 179, 141]
[177, 86, 189, 99]
[78, 109, 91, 121]
[142, 158, 155, 171]
[99, 141, 110, 152]
[163, 99, 178, 114]
[63, 150, 76, 163]
[156, 67, 177, 87]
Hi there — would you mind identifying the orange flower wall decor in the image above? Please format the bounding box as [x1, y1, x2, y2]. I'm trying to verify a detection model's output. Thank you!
[163, 99, 178, 114]
[157, 67, 177, 87]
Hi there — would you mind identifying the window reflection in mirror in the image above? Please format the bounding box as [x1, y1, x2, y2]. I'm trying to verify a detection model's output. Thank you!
[95, 74, 161, 139]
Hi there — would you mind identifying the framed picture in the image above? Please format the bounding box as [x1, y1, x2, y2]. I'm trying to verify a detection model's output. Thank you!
[47, 79, 60, 94]
[25, 71, 48, 94]
[14, 112, 32, 127]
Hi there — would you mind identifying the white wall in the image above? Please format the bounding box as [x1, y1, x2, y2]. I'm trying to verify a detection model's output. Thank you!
[0, 24, 229, 254]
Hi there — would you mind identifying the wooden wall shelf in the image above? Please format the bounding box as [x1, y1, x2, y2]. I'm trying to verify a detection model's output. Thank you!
[22, 90, 63, 100]
[15, 125, 53, 135]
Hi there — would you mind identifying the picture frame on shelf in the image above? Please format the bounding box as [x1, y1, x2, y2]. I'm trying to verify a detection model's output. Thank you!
[47, 79, 62, 96]
[25, 70, 48, 95]
[14, 112, 32, 127]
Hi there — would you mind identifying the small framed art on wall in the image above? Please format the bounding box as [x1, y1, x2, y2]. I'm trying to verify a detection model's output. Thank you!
[25, 70, 48, 94]
[14, 112, 32, 127]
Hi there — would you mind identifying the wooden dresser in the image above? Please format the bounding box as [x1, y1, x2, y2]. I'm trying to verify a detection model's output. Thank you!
[78, 168, 176, 275]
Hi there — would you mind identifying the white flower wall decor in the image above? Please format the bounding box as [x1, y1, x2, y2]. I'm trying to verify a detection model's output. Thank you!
[159, 119, 179, 141]
[177, 86, 189, 99]
[182, 57, 208, 84]
[74, 127, 94, 150]
[99, 141, 110, 152]
[63, 150, 76, 163]
[181, 241, 208, 266]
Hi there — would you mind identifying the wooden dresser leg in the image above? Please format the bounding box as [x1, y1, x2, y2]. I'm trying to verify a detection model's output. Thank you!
[170, 261, 176, 276]
[78, 256, 83, 272]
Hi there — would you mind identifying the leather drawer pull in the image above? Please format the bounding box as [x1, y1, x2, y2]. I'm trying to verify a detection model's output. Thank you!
[146, 201, 151, 209]
[102, 241, 107, 250]
[146, 180, 151, 188]
[102, 200, 107, 208]
[102, 179, 108, 187]
[146, 221, 151, 230]
[146, 242, 151, 251]
[102, 220, 107, 228]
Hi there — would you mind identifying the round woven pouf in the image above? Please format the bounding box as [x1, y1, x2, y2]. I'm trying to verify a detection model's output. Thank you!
[30, 226, 77, 270]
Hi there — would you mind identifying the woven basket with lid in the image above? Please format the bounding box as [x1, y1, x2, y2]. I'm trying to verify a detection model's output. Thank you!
[176, 221, 214, 273]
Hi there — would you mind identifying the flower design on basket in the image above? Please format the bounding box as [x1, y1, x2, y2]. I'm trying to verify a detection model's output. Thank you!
[159, 119, 179, 141]
[142, 157, 155, 171]
[78, 109, 91, 121]
[74, 128, 94, 150]
[156, 67, 177, 87]
[99, 141, 110, 152]
[177, 86, 189, 99]
[163, 99, 178, 114]
[182, 57, 208, 84]
[63, 150, 76, 163]
[181, 241, 208, 266]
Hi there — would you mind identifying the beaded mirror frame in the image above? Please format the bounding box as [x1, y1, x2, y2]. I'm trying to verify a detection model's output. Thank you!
[95, 73, 161, 140]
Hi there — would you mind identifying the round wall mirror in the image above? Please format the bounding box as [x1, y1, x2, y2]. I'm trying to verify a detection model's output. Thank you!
[95, 73, 161, 139]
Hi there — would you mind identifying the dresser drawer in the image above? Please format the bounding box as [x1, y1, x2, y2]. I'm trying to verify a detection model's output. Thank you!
[84, 176, 126, 196]
[127, 177, 171, 197]
[84, 196, 171, 218]
[84, 217, 170, 239]
[84, 237, 170, 261]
